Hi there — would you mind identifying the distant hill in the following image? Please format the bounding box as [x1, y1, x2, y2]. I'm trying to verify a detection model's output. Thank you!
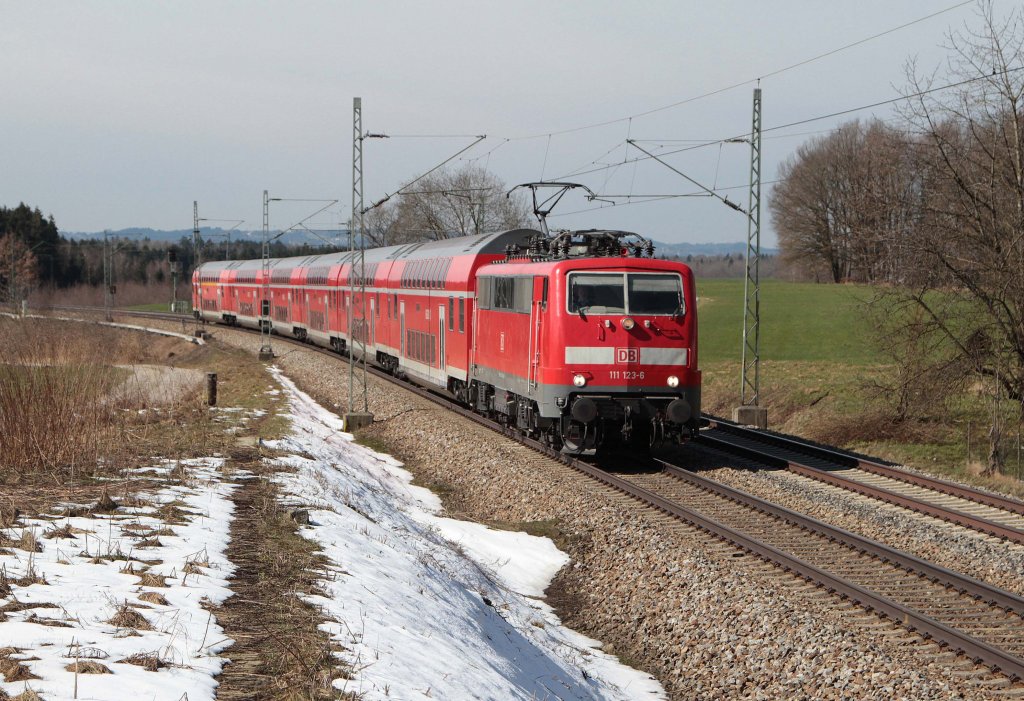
[64, 229, 776, 257]
[63, 227, 347, 247]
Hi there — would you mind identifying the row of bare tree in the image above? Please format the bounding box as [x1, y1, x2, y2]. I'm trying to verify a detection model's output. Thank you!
[361, 164, 533, 247]
[771, 2, 1024, 473]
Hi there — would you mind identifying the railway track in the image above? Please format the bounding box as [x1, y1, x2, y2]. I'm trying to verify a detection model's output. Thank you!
[39, 307, 1024, 686]
[700, 416, 1024, 545]
[622, 462, 1024, 682]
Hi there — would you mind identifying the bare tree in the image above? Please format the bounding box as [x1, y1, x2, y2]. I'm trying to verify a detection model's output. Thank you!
[0, 233, 39, 305]
[363, 164, 532, 246]
[770, 120, 919, 283]
[886, 0, 1024, 474]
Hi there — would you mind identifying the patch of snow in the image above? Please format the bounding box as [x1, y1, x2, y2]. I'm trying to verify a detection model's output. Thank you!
[266, 367, 666, 700]
[0, 460, 236, 700]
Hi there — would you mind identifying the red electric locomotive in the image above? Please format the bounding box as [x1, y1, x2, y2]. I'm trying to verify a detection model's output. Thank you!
[193, 227, 701, 453]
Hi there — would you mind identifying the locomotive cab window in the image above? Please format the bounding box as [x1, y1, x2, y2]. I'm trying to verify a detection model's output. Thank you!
[568, 273, 625, 314]
[628, 273, 685, 315]
[568, 272, 684, 315]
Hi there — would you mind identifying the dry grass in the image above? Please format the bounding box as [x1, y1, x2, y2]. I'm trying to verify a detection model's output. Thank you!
[154, 502, 191, 525]
[120, 652, 168, 671]
[64, 660, 111, 674]
[42, 524, 76, 540]
[214, 475, 350, 699]
[24, 613, 72, 628]
[137, 592, 169, 606]
[107, 603, 153, 631]
[0, 501, 17, 528]
[0, 319, 132, 482]
[12, 689, 45, 701]
[15, 530, 40, 553]
[137, 573, 167, 588]
[0, 655, 38, 683]
[0, 318, 212, 488]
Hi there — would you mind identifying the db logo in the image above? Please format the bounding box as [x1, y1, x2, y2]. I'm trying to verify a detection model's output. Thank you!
[616, 348, 639, 364]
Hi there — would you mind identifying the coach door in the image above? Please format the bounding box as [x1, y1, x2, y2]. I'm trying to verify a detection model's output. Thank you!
[438, 304, 446, 376]
[400, 301, 406, 356]
[369, 297, 375, 349]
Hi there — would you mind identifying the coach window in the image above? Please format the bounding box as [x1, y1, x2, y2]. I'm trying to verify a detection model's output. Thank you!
[423, 259, 434, 289]
[448, 296, 454, 331]
[458, 298, 465, 333]
[425, 259, 436, 289]
[431, 259, 440, 288]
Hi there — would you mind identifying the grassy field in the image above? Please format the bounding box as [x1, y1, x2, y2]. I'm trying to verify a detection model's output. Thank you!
[697, 279, 874, 365]
[694, 278, 1024, 496]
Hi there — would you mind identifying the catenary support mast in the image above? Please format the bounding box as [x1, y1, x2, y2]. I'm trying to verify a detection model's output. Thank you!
[735, 87, 766, 428]
[346, 96, 373, 429]
[259, 190, 274, 360]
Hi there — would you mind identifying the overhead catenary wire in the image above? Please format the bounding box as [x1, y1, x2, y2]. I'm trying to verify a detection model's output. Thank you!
[499, 0, 972, 142]
[370, 133, 486, 138]
[548, 62, 1024, 185]
[548, 180, 783, 219]
[364, 136, 486, 212]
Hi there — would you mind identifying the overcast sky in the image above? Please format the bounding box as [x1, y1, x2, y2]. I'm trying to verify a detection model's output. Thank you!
[1, 1, 1012, 246]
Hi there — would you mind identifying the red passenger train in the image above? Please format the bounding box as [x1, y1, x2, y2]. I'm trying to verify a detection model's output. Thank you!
[193, 228, 701, 453]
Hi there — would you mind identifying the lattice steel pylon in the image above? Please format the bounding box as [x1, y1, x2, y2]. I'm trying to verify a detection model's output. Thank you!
[259, 189, 274, 359]
[193, 201, 201, 331]
[347, 96, 371, 421]
[103, 230, 114, 321]
[740, 87, 762, 406]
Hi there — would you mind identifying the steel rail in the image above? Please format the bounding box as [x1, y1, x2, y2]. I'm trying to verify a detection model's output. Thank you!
[704, 414, 1024, 517]
[46, 307, 1024, 681]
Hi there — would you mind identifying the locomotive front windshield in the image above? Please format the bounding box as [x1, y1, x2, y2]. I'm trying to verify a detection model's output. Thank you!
[569, 273, 625, 313]
[568, 272, 684, 315]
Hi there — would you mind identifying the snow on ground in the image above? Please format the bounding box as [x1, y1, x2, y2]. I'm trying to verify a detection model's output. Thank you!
[0, 459, 236, 701]
[266, 367, 667, 701]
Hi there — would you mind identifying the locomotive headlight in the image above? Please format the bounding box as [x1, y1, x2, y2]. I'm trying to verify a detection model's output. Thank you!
[667, 375, 680, 388]
[621, 317, 636, 330]
[573, 374, 587, 387]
